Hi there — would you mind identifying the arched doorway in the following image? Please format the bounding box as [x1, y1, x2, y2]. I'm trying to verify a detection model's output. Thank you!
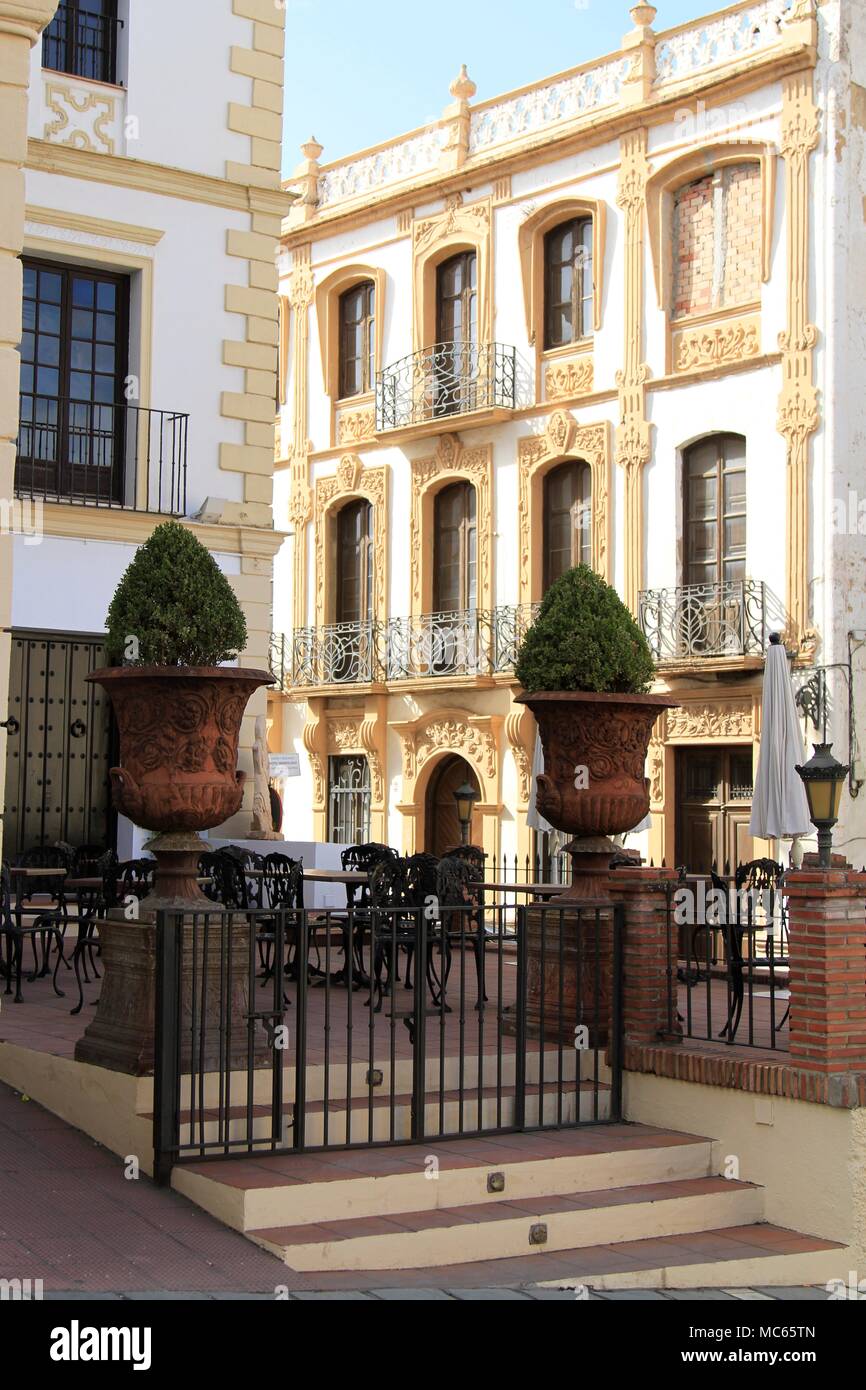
[425, 755, 481, 857]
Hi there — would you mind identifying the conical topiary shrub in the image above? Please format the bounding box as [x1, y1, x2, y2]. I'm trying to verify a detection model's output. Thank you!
[105, 520, 247, 667]
[515, 565, 655, 694]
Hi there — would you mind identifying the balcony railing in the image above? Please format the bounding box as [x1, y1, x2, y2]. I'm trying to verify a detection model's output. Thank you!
[638, 580, 784, 664]
[43, 3, 123, 86]
[376, 341, 516, 432]
[15, 394, 189, 515]
[273, 604, 539, 690]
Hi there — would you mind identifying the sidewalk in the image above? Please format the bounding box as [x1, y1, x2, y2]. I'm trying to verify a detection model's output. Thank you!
[0, 1080, 835, 1301]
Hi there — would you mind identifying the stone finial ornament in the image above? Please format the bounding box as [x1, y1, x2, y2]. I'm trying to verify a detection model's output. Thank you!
[449, 64, 477, 103]
[629, 4, 657, 28]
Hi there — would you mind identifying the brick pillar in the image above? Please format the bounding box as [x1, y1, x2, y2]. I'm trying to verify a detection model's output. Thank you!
[608, 866, 682, 1046]
[785, 858, 866, 1073]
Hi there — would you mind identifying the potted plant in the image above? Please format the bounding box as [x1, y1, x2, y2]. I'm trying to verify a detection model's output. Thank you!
[75, 522, 273, 1076]
[513, 566, 677, 1043]
[88, 520, 273, 906]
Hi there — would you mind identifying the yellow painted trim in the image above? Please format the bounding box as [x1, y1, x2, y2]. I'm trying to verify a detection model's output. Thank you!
[518, 196, 606, 345]
[410, 435, 494, 620]
[38, 503, 286, 558]
[314, 456, 389, 628]
[25, 205, 165, 244]
[412, 198, 493, 353]
[312, 262, 386, 445]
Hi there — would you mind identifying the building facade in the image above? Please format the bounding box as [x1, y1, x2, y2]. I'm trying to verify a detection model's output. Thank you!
[0, 0, 290, 861]
[273, 0, 866, 874]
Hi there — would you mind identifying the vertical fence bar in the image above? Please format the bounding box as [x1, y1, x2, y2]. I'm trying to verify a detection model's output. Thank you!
[153, 909, 181, 1186]
[411, 907, 427, 1142]
[293, 910, 309, 1152]
[514, 904, 527, 1132]
[609, 904, 624, 1123]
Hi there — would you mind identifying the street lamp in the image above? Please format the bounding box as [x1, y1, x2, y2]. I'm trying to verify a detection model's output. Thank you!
[453, 780, 479, 846]
[795, 742, 849, 868]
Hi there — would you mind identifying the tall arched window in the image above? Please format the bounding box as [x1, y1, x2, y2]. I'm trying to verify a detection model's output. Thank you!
[543, 461, 592, 589]
[338, 280, 375, 398]
[335, 499, 373, 624]
[544, 218, 593, 349]
[434, 481, 477, 613]
[436, 252, 477, 346]
[683, 434, 746, 587]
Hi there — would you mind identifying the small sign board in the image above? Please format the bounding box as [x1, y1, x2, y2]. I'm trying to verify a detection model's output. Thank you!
[269, 753, 301, 779]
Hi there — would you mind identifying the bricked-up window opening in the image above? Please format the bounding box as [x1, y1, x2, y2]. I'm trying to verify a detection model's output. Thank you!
[43, 0, 121, 86]
[338, 281, 375, 398]
[328, 755, 371, 846]
[544, 218, 593, 349]
[672, 164, 761, 319]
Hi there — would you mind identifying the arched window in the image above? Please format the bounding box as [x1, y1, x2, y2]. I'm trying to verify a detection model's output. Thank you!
[338, 280, 375, 398]
[683, 434, 746, 587]
[544, 219, 593, 349]
[434, 481, 477, 613]
[335, 499, 373, 624]
[543, 461, 592, 589]
[436, 251, 477, 345]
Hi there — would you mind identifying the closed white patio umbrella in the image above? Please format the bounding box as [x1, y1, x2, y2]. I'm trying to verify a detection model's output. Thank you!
[749, 634, 811, 849]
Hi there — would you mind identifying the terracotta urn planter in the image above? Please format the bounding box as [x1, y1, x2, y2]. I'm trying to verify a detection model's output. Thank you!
[75, 665, 273, 1075]
[87, 665, 272, 906]
[515, 690, 678, 1045]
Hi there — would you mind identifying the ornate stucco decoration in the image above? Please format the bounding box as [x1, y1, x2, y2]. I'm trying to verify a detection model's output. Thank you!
[301, 699, 328, 813]
[666, 701, 754, 740]
[615, 127, 652, 614]
[314, 456, 389, 628]
[517, 411, 612, 602]
[336, 405, 376, 446]
[777, 69, 821, 659]
[410, 434, 493, 617]
[545, 355, 595, 401]
[505, 707, 534, 809]
[326, 703, 387, 810]
[673, 317, 761, 373]
[411, 199, 493, 351]
[394, 709, 503, 855]
[288, 246, 314, 629]
[44, 82, 118, 154]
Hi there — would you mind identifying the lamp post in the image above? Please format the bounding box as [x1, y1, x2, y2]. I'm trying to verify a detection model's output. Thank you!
[795, 743, 849, 868]
[453, 779, 479, 847]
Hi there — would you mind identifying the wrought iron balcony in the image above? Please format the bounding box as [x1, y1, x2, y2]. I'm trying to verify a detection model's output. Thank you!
[638, 580, 784, 665]
[15, 394, 189, 515]
[376, 341, 516, 433]
[273, 604, 539, 690]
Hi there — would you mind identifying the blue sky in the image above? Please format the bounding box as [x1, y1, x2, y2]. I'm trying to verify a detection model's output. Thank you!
[282, 0, 716, 175]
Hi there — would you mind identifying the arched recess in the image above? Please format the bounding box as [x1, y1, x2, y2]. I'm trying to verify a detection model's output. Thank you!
[517, 410, 612, 605]
[645, 141, 776, 313]
[314, 453, 389, 628]
[393, 709, 503, 861]
[410, 434, 493, 618]
[412, 197, 492, 352]
[517, 196, 607, 344]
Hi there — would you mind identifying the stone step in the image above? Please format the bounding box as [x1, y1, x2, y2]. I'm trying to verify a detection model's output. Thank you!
[248, 1175, 765, 1272]
[172, 1124, 714, 1233]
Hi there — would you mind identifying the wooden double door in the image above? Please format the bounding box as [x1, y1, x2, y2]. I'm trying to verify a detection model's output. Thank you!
[675, 746, 755, 873]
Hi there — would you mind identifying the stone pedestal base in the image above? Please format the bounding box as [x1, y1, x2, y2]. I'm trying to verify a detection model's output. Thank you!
[75, 909, 270, 1077]
[502, 905, 614, 1046]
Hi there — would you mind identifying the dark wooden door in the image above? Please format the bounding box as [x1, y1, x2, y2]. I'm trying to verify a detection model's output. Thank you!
[675, 746, 755, 873]
[425, 756, 481, 858]
[3, 630, 113, 857]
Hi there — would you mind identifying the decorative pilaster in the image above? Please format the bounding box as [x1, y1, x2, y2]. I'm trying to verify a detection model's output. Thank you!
[777, 71, 820, 658]
[287, 244, 313, 630]
[439, 65, 476, 172]
[615, 128, 652, 614]
[620, 5, 657, 107]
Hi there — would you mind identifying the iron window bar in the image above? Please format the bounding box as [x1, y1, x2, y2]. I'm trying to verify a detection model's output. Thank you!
[42, 2, 124, 87]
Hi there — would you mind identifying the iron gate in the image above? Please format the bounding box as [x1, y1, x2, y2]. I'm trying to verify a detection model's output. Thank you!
[153, 902, 623, 1182]
[2, 630, 113, 857]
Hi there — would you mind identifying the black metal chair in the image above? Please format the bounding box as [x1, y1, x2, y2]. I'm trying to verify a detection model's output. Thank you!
[0, 863, 66, 1004]
[10, 845, 71, 978]
[257, 853, 304, 989]
[335, 843, 399, 988]
[437, 854, 488, 1008]
[55, 858, 154, 1015]
[720, 858, 786, 1042]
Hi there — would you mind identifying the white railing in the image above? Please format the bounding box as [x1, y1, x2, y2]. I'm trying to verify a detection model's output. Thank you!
[468, 55, 630, 156]
[318, 126, 447, 208]
[653, 0, 794, 87]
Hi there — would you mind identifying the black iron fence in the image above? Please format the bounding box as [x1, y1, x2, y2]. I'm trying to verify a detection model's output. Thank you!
[43, 2, 123, 85]
[153, 902, 623, 1180]
[15, 394, 189, 515]
[638, 580, 785, 664]
[665, 872, 790, 1051]
[376, 341, 517, 432]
